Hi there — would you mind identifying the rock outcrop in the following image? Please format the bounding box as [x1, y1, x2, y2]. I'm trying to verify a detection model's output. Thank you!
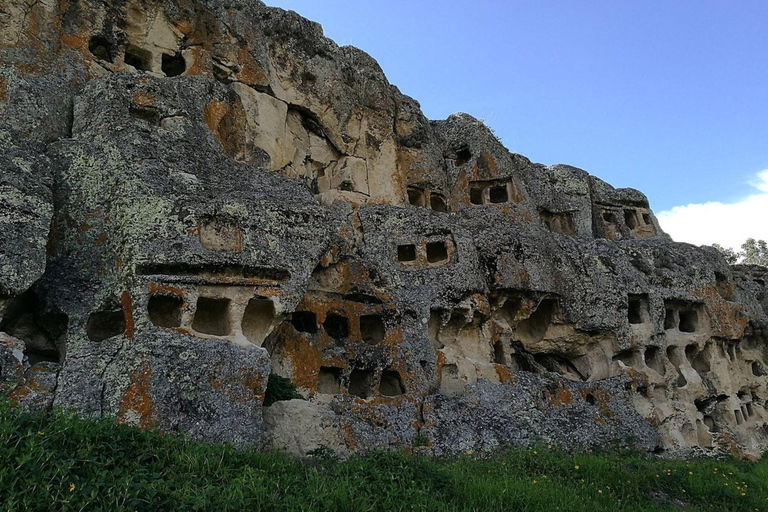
[1, 0, 767, 457]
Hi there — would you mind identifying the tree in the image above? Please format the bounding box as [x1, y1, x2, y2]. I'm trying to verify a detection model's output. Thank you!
[741, 238, 768, 266]
[711, 243, 740, 265]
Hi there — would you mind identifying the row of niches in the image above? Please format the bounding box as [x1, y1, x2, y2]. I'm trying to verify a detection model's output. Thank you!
[626, 295, 706, 334]
[397, 236, 456, 267]
[289, 309, 388, 345]
[83, 287, 279, 346]
[407, 186, 447, 212]
[469, 179, 525, 206]
[601, 206, 655, 240]
[313, 365, 405, 399]
[88, 35, 187, 77]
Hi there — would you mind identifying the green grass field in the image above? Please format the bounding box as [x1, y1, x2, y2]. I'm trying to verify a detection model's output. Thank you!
[0, 402, 766, 511]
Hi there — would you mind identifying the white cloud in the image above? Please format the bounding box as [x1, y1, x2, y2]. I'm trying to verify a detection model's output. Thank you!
[656, 169, 768, 252]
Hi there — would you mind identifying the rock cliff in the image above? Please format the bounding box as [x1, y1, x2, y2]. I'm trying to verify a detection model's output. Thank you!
[1, 0, 767, 457]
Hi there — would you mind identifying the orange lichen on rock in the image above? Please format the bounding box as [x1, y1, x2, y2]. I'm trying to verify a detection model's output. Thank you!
[132, 90, 154, 107]
[547, 384, 573, 407]
[117, 361, 156, 429]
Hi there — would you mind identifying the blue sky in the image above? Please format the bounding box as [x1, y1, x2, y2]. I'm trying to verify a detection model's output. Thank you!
[265, 1, 768, 249]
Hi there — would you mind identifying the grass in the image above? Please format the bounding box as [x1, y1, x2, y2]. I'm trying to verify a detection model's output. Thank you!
[0, 401, 767, 511]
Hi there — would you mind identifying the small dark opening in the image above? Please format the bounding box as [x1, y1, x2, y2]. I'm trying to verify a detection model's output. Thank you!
[191, 297, 231, 336]
[628, 295, 648, 324]
[585, 393, 597, 405]
[642, 213, 652, 225]
[752, 361, 766, 377]
[129, 105, 161, 125]
[426, 241, 448, 264]
[430, 194, 447, 212]
[87, 310, 126, 342]
[348, 368, 374, 398]
[338, 180, 354, 191]
[88, 35, 114, 63]
[469, 186, 484, 205]
[612, 350, 636, 367]
[291, 311, 318, 334]
[602, 211, 617, 224]
[323, 313, 349, 339]
[124, 45, 152, 72]
[493, 341, 506, 364]
[624, 210, 637, 229]
[397, 244, 417, 262]
[664, 308, 677, 330]
[679, 310, 698, 333]
[162, 52, 186, 77]
[360, 315, 385, 344]
[407, 187, 425, 207]
[317, 366, 342, 394]
[148, 294, 183, 328]
[455, 147, 471, 167]
[488, 185, 509, 204]
[379, 369, 405, 396]
[644, 346, 666, 375]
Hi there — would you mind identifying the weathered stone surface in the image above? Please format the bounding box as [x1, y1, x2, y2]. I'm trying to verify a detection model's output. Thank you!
[1, 0, 767, 458]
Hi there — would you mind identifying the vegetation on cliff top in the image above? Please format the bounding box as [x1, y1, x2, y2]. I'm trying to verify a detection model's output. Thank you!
[1, 402, 767, 511]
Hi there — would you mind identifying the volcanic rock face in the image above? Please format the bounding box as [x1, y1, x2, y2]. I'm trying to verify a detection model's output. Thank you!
[1, 0, 767, 456]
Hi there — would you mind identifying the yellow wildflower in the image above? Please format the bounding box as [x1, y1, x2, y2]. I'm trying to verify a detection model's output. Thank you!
[69, 483, 75, 492]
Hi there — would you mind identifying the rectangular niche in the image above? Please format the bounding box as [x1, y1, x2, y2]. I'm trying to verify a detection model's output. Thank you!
[148, 294, 183, 328]
[192, 297, 232, 336]
[291, 310, 318, 334]
[317, 366, 342, 394]
[663, 300, 702, 333]
[407, 186, 426, 207]
[379, 369, 405, 396]
[348, 367, 374, 398]
[241, 298, 275, 345]
[426, 241, 449, 264]
[430, 193, 447, 212]
[360, 314, 385, 344]
[628, 294, 650, 325]
[124, 44, 152, 72]
[397, 244, 417, 263]
[323, 313, 349, 340]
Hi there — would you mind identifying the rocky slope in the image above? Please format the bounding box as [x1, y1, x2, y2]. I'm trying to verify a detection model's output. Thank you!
[1, 0, 766, 457]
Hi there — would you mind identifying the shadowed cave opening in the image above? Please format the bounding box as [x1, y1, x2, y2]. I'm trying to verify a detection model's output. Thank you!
[162, 52, 186, 77]
[455, 147, 471, 167]
[88, 35, 114, 63]
[488, 185, 509, 204]
[148, 294, 183, 328]
[469, 186, 484, 205]
[291, 311, 318, 334]
[430, 194, 447, 212]
[628, 294, 649, 324]
[360, 314, 385, 344]
[124, 45, 152, 72]
[624, 210, 637, 229]
[379, 370, 405, 396]
[426, 241, 448, 264]
[87, 309, 126, 342]
[323, 313, 349, 340]
[407, 187, 426, 207]
[644, 346, 666, 375]
[397, 244, 417, 262]
[348, 368, 374, 398]
[0, 291, 68, 363]
[679, 310, 698, 333]
[317, 366, 341, 394]
[192, 297, 231, 336]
